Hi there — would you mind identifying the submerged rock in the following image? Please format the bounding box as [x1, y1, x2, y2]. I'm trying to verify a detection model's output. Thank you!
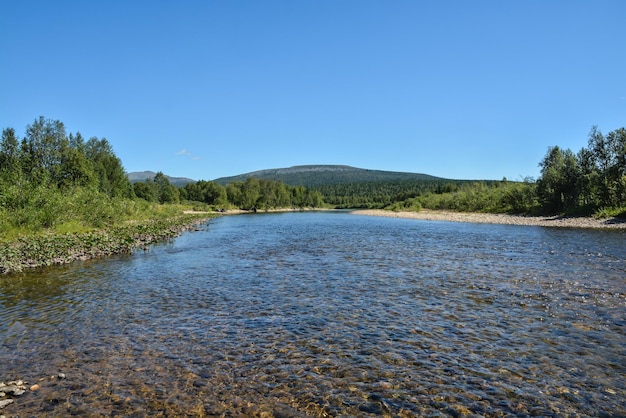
[0, 398, 15, 409]
[0, 380, 27, 410]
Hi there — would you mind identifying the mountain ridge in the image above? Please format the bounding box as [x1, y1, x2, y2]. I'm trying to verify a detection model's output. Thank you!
[127, 165, 447, 188]
[211, 165, 446, 187]
[126, 171, 196, 187]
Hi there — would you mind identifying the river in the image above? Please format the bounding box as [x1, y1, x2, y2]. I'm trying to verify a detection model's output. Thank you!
[1, 211, 625, 416]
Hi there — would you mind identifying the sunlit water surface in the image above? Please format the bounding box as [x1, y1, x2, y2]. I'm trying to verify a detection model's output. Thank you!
[1, 212, 625, 417]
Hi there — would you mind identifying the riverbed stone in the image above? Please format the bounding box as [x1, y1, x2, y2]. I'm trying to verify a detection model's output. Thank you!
[0, 399, 14, 409]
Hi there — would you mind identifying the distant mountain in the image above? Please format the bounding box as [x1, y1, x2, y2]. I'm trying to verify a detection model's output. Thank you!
[212, 165, 445, 187]
[127, 171, 196, 187]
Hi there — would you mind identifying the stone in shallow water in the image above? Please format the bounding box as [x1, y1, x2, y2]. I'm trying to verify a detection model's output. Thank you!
[359, 402, 383, 414]
[0, 398, 15, 409]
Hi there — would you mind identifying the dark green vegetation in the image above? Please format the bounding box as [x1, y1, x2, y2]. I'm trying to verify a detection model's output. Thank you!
[128, 170, 195, 187]
[0, 116, 136, 238]
[0, 214, 209, 273]
[407, 126, 625, 216]
[536, 126, 626, 217]
[212, 164, 443, 187]
[204, 127, 626, 217]
[0, 118, 215, 272]
[380, 179, 540, 214]
[132, 174, 324, 211]
[0, 117, 326, 272]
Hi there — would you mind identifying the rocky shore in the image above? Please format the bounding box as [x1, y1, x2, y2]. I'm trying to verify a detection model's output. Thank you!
[0, 214, 215, 274]
[351, 209, 626, 229]
[0, 374, 67, 416]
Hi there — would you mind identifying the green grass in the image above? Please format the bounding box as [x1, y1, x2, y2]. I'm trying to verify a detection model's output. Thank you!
[593, 207, 626, 219]
[0, 184, 219, 273]
[384, 181, 540, 215]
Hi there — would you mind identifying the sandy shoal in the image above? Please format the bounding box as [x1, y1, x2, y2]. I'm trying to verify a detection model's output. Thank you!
[351, 209, 626, 229]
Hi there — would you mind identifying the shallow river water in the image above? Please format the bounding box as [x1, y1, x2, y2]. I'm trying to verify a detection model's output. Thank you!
[1, 211, 625, 417]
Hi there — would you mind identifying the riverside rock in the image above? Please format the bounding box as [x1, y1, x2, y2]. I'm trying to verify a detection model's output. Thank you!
[0, 380, 27, 410]
[0, 398, 15, 409]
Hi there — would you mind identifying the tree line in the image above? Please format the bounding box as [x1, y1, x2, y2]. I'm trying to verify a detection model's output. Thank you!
[0, 117, 326, 231]
[537, 126, 626, 215]
[2, 117, 624, 236]
[311, 126, 625, 216]
[1, 116, 132, 197]
[1, 117, 136, 233]
[134, 175, 324, 210]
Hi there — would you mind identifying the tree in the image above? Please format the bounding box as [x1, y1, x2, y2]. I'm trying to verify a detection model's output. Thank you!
[537, 146, 580, 213]
[154, 172, 179, 204]
[22, 117, 69, 184]
[226, 182, 244, 207]
[604, 127, 626, 206]
[0, 128, 21, 182]
[85, 137, 133, 198]
[584, 126, 626, 208]
[201, 181, 227, 206]
[58, 147, 95, 189]
[134, 180, 158, 202]
[577, 147, 598, 208]
[241, 177, 261, 210]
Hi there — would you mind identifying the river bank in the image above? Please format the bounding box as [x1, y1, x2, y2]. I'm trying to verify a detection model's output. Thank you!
[0, 214, 216, 274]
[351, 209, 626, 229]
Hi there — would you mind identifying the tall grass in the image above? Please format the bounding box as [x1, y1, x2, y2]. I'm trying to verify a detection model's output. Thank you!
[0, 184, 207, 242]
[0, 183, 217, 272]
[387, 181, 540, 214]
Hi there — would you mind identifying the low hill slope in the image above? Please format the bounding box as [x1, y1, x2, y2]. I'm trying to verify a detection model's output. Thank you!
[212, 165, 445, 187]
[127, 171, 195, 187]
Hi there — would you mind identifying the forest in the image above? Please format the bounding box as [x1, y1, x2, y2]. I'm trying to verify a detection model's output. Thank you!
[134, 175, 324, 211]
[1, 117, 625, 243]
[0, 117, 326, 240]
[312, 126, 626, 217]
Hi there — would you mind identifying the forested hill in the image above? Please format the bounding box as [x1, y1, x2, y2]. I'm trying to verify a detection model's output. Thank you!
[212, 165, 445, 187]
[127, 171, 195, 187]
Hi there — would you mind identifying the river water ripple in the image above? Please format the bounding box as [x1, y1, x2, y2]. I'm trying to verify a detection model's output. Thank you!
[1, 212, 625, 416]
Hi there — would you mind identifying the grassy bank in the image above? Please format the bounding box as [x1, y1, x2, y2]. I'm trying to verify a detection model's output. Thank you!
[0, 210, 217, 274]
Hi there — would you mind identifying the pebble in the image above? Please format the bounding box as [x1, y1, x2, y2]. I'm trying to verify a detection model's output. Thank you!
[0, 399, 14, 409]
[352, 209, 626, 229]
[0, 380, 28, 410]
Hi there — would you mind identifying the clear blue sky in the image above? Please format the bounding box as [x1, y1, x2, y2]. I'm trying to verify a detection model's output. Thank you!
[1, 1, 624, 181]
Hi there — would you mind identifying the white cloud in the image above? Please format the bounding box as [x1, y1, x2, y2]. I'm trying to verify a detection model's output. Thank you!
[176, 149, 192, 156]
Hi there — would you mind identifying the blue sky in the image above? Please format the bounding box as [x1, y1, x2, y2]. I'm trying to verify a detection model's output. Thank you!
[1, 1, 624, 181]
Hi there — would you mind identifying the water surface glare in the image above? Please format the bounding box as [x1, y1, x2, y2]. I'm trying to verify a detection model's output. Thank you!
[1, 212, 625, 416]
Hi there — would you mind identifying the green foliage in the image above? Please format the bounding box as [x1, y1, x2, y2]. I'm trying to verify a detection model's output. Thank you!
[383, 125, 625, 217]
[1, 117, 133, 197]
[180, 180, 227, 206]
[536, 126, 626, 215]
[388, 180, 539, 214]
[0, 117, 138, 239]
[314, 179, 469, 209]
[0, 213, 215, 273]
[213, 165, 443, 187]
[3, 116, 623, 251]
[154, 171, 180, 204]
[175, 177, 324, 210]
[537, 146, 580, 213]
[133, 173, 182, 204]
[593, 206, 626, 219]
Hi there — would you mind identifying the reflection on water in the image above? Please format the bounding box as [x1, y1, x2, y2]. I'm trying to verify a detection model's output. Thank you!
[1, 212, 625, 416]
